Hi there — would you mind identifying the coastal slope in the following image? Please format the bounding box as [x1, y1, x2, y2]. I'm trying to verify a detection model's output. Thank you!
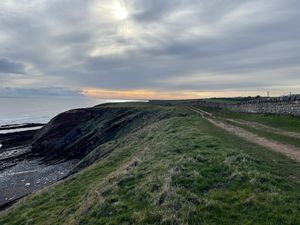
[0, 102, 299, 225]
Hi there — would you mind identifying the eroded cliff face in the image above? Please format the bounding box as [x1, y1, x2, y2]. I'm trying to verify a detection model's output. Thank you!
[0, 103, 188, 209]
[31, 104, 179, 163]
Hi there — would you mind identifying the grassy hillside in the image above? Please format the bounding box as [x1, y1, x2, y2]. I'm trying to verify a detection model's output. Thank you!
[0, 103, 299, 225]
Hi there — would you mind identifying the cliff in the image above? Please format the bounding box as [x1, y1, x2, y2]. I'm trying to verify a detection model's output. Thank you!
[31, 103, 186, 163]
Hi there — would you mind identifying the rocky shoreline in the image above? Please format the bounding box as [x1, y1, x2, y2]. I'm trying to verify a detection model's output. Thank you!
[0, 123, 45, 131]
[0, 105, 162, 210]
[0, 125, 78, 210]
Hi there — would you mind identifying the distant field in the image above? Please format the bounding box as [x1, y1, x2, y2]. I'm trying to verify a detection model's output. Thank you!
[203, 98, 243, 103]
[0, 103, 299, 225]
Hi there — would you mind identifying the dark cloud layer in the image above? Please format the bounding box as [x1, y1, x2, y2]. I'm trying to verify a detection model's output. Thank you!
[0, 0, 299, 97]
[0, 86, 83, 97]
[0, 58, 25, 74]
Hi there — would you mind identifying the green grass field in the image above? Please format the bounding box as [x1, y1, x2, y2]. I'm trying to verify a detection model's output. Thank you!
[202, 98, 243, 104]
[200, 107, 300, 149]
[225, 119, 300, 149]
[0, 104, 299, 225]
[203, 107, 300, 133]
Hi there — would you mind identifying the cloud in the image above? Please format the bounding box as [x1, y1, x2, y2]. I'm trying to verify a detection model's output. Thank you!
[0, 0, 299, 98]
[0, 58, 26, 74]
[0, 87, 83, 97]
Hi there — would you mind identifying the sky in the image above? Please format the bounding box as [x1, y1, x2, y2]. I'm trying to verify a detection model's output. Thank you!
[0, 0, 299, 99]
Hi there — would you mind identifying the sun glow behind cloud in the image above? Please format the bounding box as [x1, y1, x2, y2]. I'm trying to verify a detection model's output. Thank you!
[87, 0, 133, 57]
[112, 1, 128, 20]
[91, 0, 130, 21]
[1, 0, 300, 99]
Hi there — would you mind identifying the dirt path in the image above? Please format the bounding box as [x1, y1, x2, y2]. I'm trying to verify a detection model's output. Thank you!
[189, 106, 300, 162]
[226, 119, 300, 139]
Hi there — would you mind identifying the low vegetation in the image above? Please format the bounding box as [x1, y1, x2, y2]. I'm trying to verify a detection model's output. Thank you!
[226, 119, 300, 149]
[0, 103, 299, 225]
[201, 107, 300, 149]
[203, 107, 300, 133]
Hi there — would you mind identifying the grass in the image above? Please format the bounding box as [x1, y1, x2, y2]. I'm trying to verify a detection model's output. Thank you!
[0, 106, 299, 225]
[226, 120, 300, 149]
[197, 106, 300, 148]
[202, 107, 300, 133]
[203, 98, 243, 104]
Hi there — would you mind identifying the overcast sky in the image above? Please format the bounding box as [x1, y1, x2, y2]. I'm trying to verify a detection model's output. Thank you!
[0, 0, 299, 99]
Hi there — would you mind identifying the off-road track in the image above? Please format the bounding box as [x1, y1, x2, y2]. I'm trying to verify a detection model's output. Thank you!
[189, 106, 300, 162]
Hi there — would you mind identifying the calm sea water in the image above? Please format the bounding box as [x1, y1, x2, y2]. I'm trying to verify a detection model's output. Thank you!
[0, 96, 128, 126]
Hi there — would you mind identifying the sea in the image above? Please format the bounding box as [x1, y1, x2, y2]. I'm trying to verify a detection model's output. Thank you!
[0, 96, 131, 127]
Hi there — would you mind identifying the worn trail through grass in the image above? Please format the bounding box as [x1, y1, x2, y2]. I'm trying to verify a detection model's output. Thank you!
[189, 106, 300, 162]
[226, 119, 300, 139]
